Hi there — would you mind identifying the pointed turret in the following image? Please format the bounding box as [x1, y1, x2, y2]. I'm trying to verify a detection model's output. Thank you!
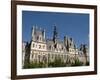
[32, 26, 35, 41]
[42, 29, 45, 40]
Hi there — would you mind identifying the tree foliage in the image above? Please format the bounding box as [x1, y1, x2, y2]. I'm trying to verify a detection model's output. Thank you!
[23, 57, 84, 69]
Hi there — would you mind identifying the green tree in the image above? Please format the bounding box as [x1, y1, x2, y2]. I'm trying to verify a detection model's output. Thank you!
[71, 58, 83, 66]
[83, 44, 88, 65]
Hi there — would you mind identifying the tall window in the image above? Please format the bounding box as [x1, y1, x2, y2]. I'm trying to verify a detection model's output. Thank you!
[39, 36, 42, 41]
[37, 36, 39, 40]
[32, 54, 34, 58]
[33, 44, 34, 47]
[49, 45, 51, 50]
[43, 45, 45, 49]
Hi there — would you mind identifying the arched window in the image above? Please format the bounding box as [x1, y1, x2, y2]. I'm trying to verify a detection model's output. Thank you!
[39, 45, 41, 49]
[43, 45, 45, 49]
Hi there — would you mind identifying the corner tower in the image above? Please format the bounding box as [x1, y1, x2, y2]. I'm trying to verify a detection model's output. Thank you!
[31, 26, 46, 42]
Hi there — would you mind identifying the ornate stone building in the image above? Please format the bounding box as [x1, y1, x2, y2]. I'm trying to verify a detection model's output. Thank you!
[23, 25, 89, 67]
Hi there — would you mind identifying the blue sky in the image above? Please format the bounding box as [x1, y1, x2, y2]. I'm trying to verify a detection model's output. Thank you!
[22, 11, 89, 47]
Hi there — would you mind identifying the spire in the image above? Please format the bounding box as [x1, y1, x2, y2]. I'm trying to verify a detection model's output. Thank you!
[64, 35, 67, 41]
[53, 24, 58, 43]
[35, 25, 37, 30]
[42, 29, 45, 40]
[32, 26, 35, 41]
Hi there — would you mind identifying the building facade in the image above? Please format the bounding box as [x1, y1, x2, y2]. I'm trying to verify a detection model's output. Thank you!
[23, 25, 89, 67]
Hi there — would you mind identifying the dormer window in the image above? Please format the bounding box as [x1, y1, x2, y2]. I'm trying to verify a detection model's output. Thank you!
[37, 36, 39, 40]
[54, 44, 57, 48]
[70, 38, 72, 41]
[39, 36, 42, 41]
[49, 45, 51, 50]
[62, 46, 63, 50]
